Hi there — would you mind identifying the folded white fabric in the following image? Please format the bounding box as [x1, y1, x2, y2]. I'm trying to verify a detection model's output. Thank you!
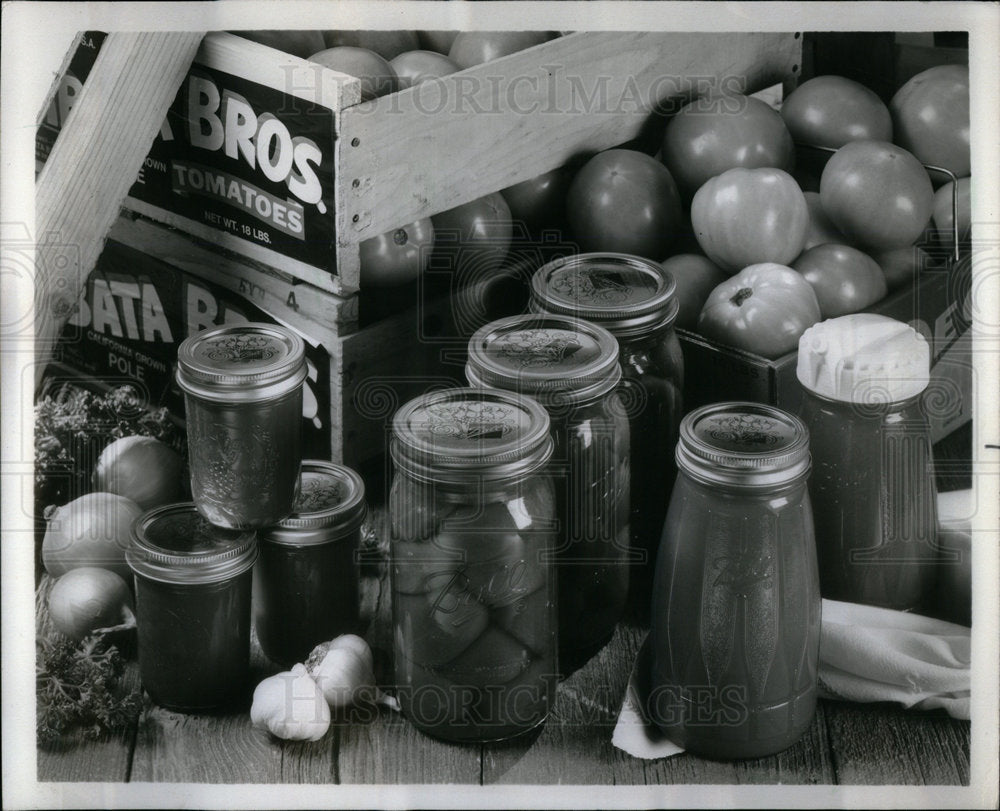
[817, 598, 970, 720]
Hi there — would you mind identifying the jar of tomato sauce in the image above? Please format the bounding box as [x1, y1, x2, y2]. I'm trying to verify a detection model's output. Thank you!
[797, 313, 939, 612]
[176, 323, 306, 529]
[127, 503, 257, 712]
[529, 253, 683, 613]
[649, 402, 820, 759]
[255, 461, 367, 667]
[466, 314, 630, 670]
[389, 387, 558, 743]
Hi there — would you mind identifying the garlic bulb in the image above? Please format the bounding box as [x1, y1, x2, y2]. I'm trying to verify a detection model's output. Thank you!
[313, 645, 376, 709]
[250, 664, 330, 741]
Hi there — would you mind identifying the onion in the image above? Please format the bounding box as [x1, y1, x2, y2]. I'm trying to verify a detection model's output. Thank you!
[92, 436, 184, 510]
[48, 567, 136, 641]
[42, 492, 143, 580]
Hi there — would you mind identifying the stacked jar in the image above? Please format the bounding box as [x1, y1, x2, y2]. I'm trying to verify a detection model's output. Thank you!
[529, 253, 683, 613]
[388, 387, 558, 742]
[465, 314, 630, 670]
[127, 323, 315, 711]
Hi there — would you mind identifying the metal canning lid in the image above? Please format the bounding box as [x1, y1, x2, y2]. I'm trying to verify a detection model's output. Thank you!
[390, 387, 553, 484]
[465, 314, 622, 405]
[529, 252, 679, 339]
[127, 503, 257, 584]
[176, 322, 307, 402]
[676, 402, 811, 489]
[263, 461, 367, 545]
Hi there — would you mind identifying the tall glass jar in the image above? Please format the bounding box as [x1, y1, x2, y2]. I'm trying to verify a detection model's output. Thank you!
[797, 314, 939, 612]
[530, 253, 683, 612]
[255, 461, 367, 666]
[466, 314, 630, 670]
[389, 387, 558, 743]
[649, 402, 820, 760]
[127, 503, 257, 712]
[176, 323, 306, 529]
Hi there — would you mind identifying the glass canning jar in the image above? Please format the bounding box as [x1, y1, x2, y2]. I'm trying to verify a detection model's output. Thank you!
[176, 323, 307, 529]
[255, 461, 367, 667]
[530, 253, 683, 612]
[389, 387, 558, 743]
[127, 503, 257, 712]
[466, 314, 630, 670]
[797, 314, 939, 612]
[649, 402, 820, 760]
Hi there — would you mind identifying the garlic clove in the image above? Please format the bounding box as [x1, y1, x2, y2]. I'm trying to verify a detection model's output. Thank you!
[251, 663, 331, 741]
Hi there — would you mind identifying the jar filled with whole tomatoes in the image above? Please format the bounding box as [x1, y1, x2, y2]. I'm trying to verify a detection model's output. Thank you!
[649, 402, 820, 759]
[797, 314, 939, 612]
[254, 461, 367, 667]
[530, 253, 683, 615]
[389, 387, 558, 743]
[466, 314, 630, 671]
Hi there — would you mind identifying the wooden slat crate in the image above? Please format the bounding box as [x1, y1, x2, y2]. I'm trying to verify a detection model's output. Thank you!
[40, 30, 804, 468]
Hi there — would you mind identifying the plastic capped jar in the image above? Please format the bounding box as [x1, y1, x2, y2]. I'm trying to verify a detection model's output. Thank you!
[797, 313, 939, 611]
[127, 503, 257, 712]
[176, 323, 307, 529]
[389, 387, 558, 743]
[530, 253, 683, 612]
[466, 314, 630, 669]
[255, 461, 367, 666]
[649, 402, 820, 759]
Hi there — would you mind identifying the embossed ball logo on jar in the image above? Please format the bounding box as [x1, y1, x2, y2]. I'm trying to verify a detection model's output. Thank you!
[205, 334, 277, 364]
[425, 401, 517, 442]
[494, 329, 583, 368]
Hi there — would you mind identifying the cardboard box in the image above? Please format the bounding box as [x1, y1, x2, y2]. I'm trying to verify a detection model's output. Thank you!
[679, 258, 973, 445]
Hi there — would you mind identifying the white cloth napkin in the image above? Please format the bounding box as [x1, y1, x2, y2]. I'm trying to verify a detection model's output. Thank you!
[614, 490, 975, 759]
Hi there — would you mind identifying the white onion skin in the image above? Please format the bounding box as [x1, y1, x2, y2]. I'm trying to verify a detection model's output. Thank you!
[42, 492, 143, 580]
[92, 436, 184, 510]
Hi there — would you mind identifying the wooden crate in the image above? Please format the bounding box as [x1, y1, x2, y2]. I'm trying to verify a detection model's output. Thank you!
[40, 30, 803, 467]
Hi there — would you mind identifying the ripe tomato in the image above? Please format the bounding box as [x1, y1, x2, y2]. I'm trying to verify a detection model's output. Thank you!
[871, 245, 934, 292]
[566, 149, 683, 260]
[802, 191, 852, 251]
[432, 192, 512, 281]
[931, 177, 972, 253]
[660, 254, 729, 330]
[234, 30, 326, 59]
[418, 30, 460, 55]
[360, 218, 434, 287]
[890, 65, 970, 182]
[308, 46, 398, 101]
[321, 30, 420, 60]
[781, 75, 893, 149]
[819, 140, 933, 250]
[662, 94, 794, 196]
[390, 50, 460, 89]
[690, 167, 808, 273]
[448, 31, 556, 69]
[697, 263, 821, 359]
[501, 166, 571, 233]
[792, 244, 888, 318]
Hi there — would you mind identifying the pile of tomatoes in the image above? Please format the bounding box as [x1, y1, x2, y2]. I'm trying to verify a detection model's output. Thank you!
[237, 30, 971, 359]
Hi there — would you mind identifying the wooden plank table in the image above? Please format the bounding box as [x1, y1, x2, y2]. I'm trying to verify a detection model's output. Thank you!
[36, 509, 971, 790]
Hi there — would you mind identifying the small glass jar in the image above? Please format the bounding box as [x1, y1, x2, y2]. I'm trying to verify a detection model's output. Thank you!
[466, 314, 630, 669]
[530, 253, 684, 612]
[254, 461, 367, 667]
[176, 323, 307, 529]
[797, 314, 939, 611]
[127, 503, 257, 712]
[389, 387, 558, 743]
[649, 402, 820, 760]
